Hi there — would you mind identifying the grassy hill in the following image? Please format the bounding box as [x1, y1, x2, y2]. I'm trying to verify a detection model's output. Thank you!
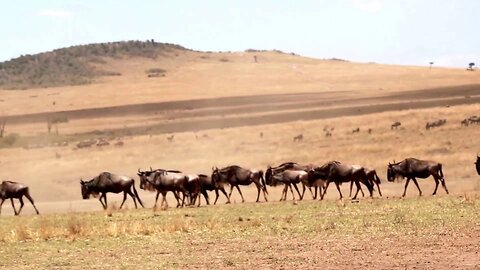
[0, 40, 187, 89]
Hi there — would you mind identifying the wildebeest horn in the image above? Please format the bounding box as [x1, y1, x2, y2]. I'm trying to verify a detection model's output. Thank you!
[80, 178, 84, 185]
[138, 168, 141, 173]
[150, 166, 153, 171]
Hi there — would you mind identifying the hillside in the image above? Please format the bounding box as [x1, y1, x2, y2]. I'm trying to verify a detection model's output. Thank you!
[0, 40, 188, 89]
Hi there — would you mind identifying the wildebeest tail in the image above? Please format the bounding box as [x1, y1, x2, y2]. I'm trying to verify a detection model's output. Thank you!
[374, 171, 381, 184]
[259, 170, 268, 194]
[132, 180, 144, 208]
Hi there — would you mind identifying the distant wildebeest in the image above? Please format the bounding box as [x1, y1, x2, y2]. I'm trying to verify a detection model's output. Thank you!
[96, 139, 110, 147]
[468, 116, 480, 125]
[114, 141, 124, 147]
[325, 131, 332, 137]
[425, 119, 447, 130]
[391, 121, 401, 129]
[76, 140, 96, 148]
[259, 132, 263, 138]
[351, 128, 360, 134]
[461, 119, 469, 127]
[167, 135, 174, 142]
[0, 181, 39, 216]
[309, 161, 372, 200]
[475, 155, 480, 176]
[293, 134, 303, 142]
[211, 165, 268, 203]
[80, 172, 144, 210]
[185, 174, 201, 206]
[349, 166, 382, 198]
[197, 174, 230, 205]
[138, 169, 188, 209]
[368, 128, 372, 134]
[387, 158, 448, 197]
[266, 162, 321, 200]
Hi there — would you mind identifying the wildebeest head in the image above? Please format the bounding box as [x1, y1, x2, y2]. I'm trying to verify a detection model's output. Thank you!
[137, 168, 156, 191]
[80, 179, 91, 199]
[387, 162, 401, 182]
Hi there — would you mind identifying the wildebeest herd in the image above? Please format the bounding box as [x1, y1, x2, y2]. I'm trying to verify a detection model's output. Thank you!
[1, 156, 479, 216]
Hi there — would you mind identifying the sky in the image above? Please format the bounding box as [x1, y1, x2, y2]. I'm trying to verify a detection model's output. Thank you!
[0, 0, 478, 67]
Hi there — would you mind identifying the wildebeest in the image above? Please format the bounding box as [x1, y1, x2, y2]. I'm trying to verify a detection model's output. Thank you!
[167, 135, 174, 142]
[138, 169, 188, 209]
[475, 155, 480, 175]
[80, 172, 144, 210]
[351, 128, 360, 134]
[391, 121, 401, 129]
[310, 161, 371, 200]
[387, 158, 448, 197]
[266, 162, 320, 200]
[0, 181, 39, 216]
[349, 166, 382, 198]
[267, 170, 307, 201]
[425, 119, 447, 130]
[197, 174, 230, 205]
[211, 165, 268, 203]
[461, 119, 469, 126]
[293, 134, 303, 142]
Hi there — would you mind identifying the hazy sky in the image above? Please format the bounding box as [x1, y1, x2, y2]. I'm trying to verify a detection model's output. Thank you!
[1, 0, 478, 67]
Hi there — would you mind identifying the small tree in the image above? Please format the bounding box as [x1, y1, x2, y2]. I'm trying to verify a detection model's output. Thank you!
[468, 62, 475, 71]
[429, 62, 434, 68]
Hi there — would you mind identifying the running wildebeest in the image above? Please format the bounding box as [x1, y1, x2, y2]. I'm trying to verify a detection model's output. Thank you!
[0, 181, 39, 216]
[310, 161, 371, 200]
[351, 128, 360, 134]
[387, 158, 448, 197]
[475, 155, 480, 176]
[80, 172, 144, 210]
[137, 169, 188, 209]
[425, 119, 447, 130]
[211, 165, 268, 203]
[391, 121, 401, 129]
[197, 174, 230, 205]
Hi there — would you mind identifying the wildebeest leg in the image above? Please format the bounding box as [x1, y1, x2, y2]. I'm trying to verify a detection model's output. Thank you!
[16, 197, 25, 215]
[119, 191, 128, 209]
[103, 193, 108, 209]
[228, 185, 235, 200]
[154, 190, 161, 209]
[411, 177, 422, 196]
[335, 182, 343, 200]
[352, 180, 362, 200]
[321, 181, 332, 200]
[292, 183, 302, 199]
[172, 191, 182, 208]
[280, 184, 288, 201]
[289, 184, 296, 201]
[432, 177, 440, 195]
[202, 190, 210, 205]
[0, 199, 4, 215]
[440, 178, 449, 194]
[126, 189, 138, 209]
[218, 187, 231, 204]
[349, 180, 354, 198]
[10, 198, 18, 215]
[376, 182, 383, 197]
[235, 185, 245, 203]
[98, 194, 106, 209]
[22, 189, 40, 214]
[402, 178, 411, 197]
[162, 191, 169, 208]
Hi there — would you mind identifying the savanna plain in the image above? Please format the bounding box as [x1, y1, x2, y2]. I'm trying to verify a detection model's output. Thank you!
[0, 44, 480, 269]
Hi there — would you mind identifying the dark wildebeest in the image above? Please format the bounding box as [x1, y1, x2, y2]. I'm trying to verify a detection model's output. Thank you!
[475, 155, 480, 176]
[468, 116, 480, 125]
[80, 172, 144, 210]
[137, 169, 188, 209]
[351, 128, 360, 134]
[310, 161, 371, 200]
[461, 119, 469, 127]
[293, 134, 303, 142]
[387, 158, 448, 197]
[211, 165, 268, 203]
[0, 181, 39, 216]
[349, 166, 382, 198]
[266, 162, 320, 200]
[267, 170, 307, 201]
[391, 121, 401, 129]
[197, 174, 230, 205]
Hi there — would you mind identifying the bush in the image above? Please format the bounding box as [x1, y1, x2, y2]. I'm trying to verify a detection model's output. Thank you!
[0, 133, 20, 147]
